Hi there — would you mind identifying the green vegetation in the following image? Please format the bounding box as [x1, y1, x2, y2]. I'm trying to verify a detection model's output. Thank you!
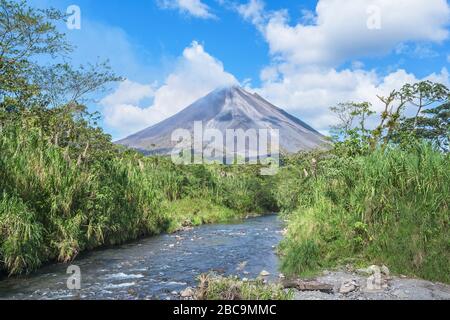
[0, 1, 275, 275]
[278, 144, 449, 282]
[0, 121, 275, 275]
[0, 0, 448, 286]
[195, 274, 293, 300]
[277, 83, 450, 283]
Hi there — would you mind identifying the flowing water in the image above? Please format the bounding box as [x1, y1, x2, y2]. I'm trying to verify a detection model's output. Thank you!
[0, 215, 284, 300]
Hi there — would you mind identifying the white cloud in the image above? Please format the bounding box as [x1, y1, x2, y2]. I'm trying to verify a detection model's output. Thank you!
[158, 0, 216, 19]
[234, 0, 450, 132]
[98, 1, 450, 138]
[240, 0, 450, 67]
[101, 41, 238, 138]
[395, 43, 439, 59]
[255, 67, 449, 132]
[237, 0, 265, 27]
[101, 80, 155, 107]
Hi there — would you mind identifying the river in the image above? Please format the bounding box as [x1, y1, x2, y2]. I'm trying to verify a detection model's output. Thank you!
[0, 215, 284, 300]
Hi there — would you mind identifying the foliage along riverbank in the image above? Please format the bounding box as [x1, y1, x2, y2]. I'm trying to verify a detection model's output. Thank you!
[276, 144, 449, 283]
[275, 83, 450, 283]
[0, 123, 276, 275]
[0, 0, 276, 276]
[1, 1, 449, 285]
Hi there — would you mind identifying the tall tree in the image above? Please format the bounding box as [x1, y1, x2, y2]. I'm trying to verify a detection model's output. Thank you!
[0, 0, 69, 111]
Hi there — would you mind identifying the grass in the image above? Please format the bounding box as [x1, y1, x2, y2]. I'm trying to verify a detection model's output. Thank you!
[195, 274, 293, 300]
[278, 143, 450, 283]
[0, 124, 276, 275]
[163, 198, 246, 233]
[1, 121, 448, 286]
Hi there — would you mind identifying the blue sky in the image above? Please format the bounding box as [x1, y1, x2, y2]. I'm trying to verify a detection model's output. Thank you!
[31, 0, 450, 139]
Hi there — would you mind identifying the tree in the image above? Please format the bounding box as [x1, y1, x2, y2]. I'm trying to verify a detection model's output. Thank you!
[330, 81, 450, 153]
[0, 0, 69, 111]
[399, 81, 449, 132]
[397, 102, 450, 151]
[330, 102, 375, 157]
[0, 0, 122, 166]
[32, 62, 123, 108]
[331, 102, 374, 139]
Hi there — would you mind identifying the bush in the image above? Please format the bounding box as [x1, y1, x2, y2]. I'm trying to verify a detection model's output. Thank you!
[0, 124, 277, 275]
[278, 143, 450, 283]
[0, 193, 45, 274]
[196, 274, 293, 300]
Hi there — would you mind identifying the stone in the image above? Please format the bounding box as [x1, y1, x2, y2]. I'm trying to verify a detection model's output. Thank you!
[357, 265, 380, 276]
[339, 281, 358, 294]
[368, 265, 381, 274]
[180, 287, 195, 298]
[392, 289, 409, 299]
[381, 265, 390, 276]
[365, 274, 383, 292]
[282, 279, 334, 294]
[260, 270, 270, 277]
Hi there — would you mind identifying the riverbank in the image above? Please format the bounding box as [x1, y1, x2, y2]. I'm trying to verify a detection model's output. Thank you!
[0, 199, 265, 280]
[275, 144, 450, 284]
[0, 124, 277, 276]
[190, 267, 450, 300]
[291, 269, 450, 300]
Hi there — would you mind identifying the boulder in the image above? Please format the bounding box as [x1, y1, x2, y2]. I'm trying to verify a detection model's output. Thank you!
[260, 270, 270, 277]
[381, 265, 390, 276]
[339, 281, 358, 294]
[180, 287, 195, 298]
[357, 265, 381, 276]
[282, 279, 334, 294]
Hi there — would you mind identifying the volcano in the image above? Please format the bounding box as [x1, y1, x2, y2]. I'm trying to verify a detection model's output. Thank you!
[116, 86, 328, 155]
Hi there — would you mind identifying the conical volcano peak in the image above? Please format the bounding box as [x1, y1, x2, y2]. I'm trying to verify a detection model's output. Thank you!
[117, 86, 329, 154]
[211, 84, 249, 96]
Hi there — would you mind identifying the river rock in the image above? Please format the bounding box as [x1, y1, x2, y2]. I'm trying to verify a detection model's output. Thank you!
[260, 270, 270, 277]
[381, 265, 390, 276]
[180, 287, 195, 298]
[357, 265, 380, 276]
[339, 281, 358, 294]
[282, 279, 334, 294]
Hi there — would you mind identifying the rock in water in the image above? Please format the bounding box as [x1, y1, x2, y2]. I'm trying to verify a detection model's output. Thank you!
[180, 287, 195, 298]
[260, 270, 270, 277]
